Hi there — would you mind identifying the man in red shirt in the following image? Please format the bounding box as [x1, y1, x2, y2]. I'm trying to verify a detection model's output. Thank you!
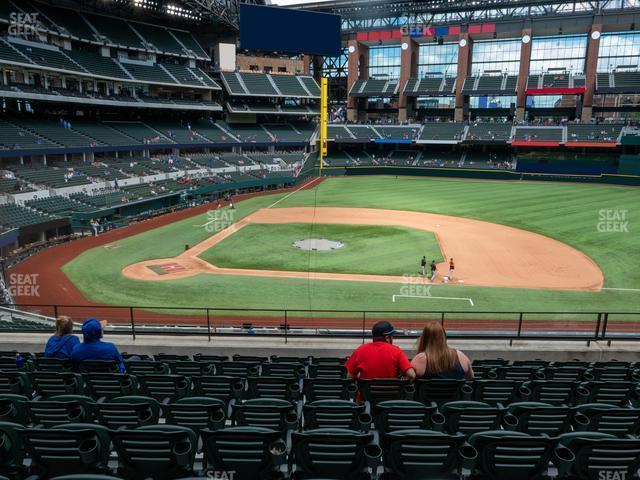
[345, 321, 416, 381]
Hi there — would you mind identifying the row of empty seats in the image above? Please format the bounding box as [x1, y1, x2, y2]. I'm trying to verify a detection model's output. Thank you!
[220, 72, 320, 98]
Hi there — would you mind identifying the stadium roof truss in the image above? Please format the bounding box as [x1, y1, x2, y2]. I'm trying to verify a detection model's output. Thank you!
[296, 0, 640, 31]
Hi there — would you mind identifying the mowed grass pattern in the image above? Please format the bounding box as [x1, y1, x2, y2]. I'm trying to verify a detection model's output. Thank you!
[62, 176, 640, 314]
[199, 223, 444, 276]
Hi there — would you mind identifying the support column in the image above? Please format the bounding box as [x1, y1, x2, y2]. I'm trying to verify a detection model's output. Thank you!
[398, 37, 418, 123]
[582, 25, 602, 122]
[302, 54, 311, 75]
[347, 39, 368, 122]
[516, 28, 533, 122]
[454, 33, 472, 122]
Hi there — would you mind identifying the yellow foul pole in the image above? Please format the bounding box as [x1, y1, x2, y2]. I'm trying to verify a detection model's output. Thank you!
[319, 77, 328, 175]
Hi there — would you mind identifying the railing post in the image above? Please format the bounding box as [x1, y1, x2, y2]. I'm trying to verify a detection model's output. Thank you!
[53, 305, 58, 319]
[284, 310, 288, 345]
[129, 307, 136, 340]
[362, 311, 366, 344]
[517, 313, 523, 337]
[441, 312, 445, 327]
[594, 313, 602, 340]
[601, 313, 609, 343]
[206, 308, 211, 342]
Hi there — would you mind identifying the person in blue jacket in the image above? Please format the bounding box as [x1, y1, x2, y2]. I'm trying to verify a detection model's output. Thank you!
[44, 316, 80, 359]
[71, 318, 125, 372]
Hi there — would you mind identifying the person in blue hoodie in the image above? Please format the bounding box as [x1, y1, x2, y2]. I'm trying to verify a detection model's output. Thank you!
[71, 318, 125, 373]
[44, 316, 80, 359]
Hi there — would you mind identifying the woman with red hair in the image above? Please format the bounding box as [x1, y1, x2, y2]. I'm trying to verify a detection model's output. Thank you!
[411, 321, 474, 380]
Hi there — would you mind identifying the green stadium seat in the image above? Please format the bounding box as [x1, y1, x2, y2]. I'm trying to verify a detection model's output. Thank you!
[502, 402, 573, 436]
[270, 356, 308, 364]
[540, 366, 586, 381]
[290, 428, 380, 480]
[584, 367, 638, 382]
[190, 375, 244, 404]
[50, 475, 124, 480]
[0, 421, 25, 479]
[232, 398, 297, 433]
[28, 372, 83, 398]
[414, 379, 472, 406]
[573, 403, 640, 437]
[213, 361, 259, 377]
[233, 355, 269, 363]
[0, 372, 31, 395]
[260, 362, 305, 378]
[112, 425, 197, 480]
[125, 360, 169, 375]
[0, 357, 22, 371]
[373, 400, 439, 436]
[33, 357, 73, 372]
[93, 395, 160, 429]
[247, 376, 300, 402]
[554, 432, 640, 480]
[303, 378, 357, 401]
[490, 366, 540, 381]
[0, 394, 28, 424]
[83, 373, 138, 400]
[437, 401, 503, 435]
[520, 380, 579, 405]
[307, 364, 347, 378]
[470, 380, 521, 406]
[26, 395, 95, 427]
[302, 399, 370, 431]
[380, 429, 469, 480]
[357, 379, 414, 406]
[163, 397, 227, 435]
[464, 431, 554, 480]
[136, 374, 191, 402]
[21, 423, 112, 478]
[577, 381, 640, 406]
[201, 427, 286, 479]
[167, 360, 214, 376]
[155, 354, 190, 362]
[193, 354, 228, 362]
[78, 360, 120, 373]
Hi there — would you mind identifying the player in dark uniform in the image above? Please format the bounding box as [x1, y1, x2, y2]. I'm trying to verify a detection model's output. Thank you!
[430, 260, 437, 282]
[421, 256, 427, 276]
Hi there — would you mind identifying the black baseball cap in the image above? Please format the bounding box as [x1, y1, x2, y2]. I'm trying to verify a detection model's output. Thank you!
[372, 320, 397, 338]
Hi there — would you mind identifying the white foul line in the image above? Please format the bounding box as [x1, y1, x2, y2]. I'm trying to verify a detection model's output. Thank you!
[392, 294, 475, 306]
[266, 177, 321, 209]
[602, 287, 640, 292]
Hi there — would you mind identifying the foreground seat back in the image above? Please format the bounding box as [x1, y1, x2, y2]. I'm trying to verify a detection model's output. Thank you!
[32, 357, 72, 372]
[290, 428, 379, 480]
[83, 373, 137, 400]
[471, 380, 520, 406]
[554, 432, 640, 480]
[357, 379, 413, 406]
[303, 378, 356, 401]
[191, 375, 244, 404]
[414, 379, 471, 406]
[78, 360, 120, 374]
[574, 403, 640, 437]
[521, 380, 578, 405]
[214, 361, 259, 377]
[381, 429, 468, 480]
[27, 397, 94, 427]
[466, 431, 553, 480]
[112, 425, 196, 480]
[0, 395, 28, 424]
[94, 396, 160, 430]
[163, 397, 226, 435]
[21, 423, 111, 478]
[0, 421, 24, 478]
[247, 376, 300, 402]
[303, 399, 370, 431]
[503, 402, 573, 436]
[232, 398, 297, 433]
[137, 374, 191, 402]
[0, 372, 31, 396]
[439, 401, 503, 435]
[373, 400, 437, 436]
[578, 381, 640, 406]
[124, 360, 169, 375]
[29, 372, 83, 398]
[201, 427, 285, 480]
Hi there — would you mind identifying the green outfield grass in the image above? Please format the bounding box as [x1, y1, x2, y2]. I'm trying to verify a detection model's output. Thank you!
[198, 223, 443, 276]
[61, 176, 640, 315]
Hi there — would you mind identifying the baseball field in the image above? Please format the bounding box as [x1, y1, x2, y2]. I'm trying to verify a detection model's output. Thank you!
[50, 175, 640, 324]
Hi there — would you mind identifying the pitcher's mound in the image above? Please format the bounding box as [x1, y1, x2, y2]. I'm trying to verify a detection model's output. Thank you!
[293, 238, 344, 251]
